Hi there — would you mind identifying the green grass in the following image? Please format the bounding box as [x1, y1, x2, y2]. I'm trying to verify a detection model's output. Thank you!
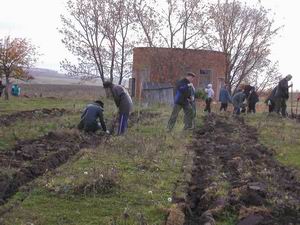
[0, 97, 89, 115]
[0, 98, 117, 150]
[246, 113, 300, 169]
[1, 103, 192, 225]
[0, 114, 79, 150]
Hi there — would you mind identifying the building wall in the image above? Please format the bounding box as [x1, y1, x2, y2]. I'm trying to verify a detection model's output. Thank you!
[142, 88, 174, 105]
[132, 47, 227, 100]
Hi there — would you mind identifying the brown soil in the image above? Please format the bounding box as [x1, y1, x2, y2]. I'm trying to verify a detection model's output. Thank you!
[184, 114, 300, 225]
[0, 130, 105, 205]
[0, 109, 157, 206]
[0, 108, 69, 127]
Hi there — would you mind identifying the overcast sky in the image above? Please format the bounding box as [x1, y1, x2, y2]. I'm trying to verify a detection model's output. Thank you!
[0, 0, 299, 90]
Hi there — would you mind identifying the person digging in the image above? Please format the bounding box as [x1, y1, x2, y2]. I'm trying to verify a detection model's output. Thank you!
[232, 89, 246, 115]
[78, 100, 109, 134]
[103, 81, 133, 135]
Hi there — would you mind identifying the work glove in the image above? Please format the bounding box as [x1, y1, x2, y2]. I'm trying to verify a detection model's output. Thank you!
[267, 100, 272, 105]
[187, 83, 193, 87]
[106, 130, 110, 135]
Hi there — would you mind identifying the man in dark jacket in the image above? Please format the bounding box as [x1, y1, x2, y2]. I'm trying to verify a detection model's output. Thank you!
[265, 86, 277, 113]
[0, 81, 5, 97]
[274, 74, 293, 117]
[248, 87, 259, 113]
[241, 84, 253, 113]
[219, 84, 232, 111]
[103, 81, 133, 135]
[78, 100, 108, 133]
[167, 72, 195, 131]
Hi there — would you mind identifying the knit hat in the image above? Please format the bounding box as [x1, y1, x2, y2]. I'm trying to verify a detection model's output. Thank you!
[94, 100, 104, 108]
[207, 84, 212, 88]
[286, 74, 292, 80]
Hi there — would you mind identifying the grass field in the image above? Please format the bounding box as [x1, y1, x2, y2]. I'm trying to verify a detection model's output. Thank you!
[0, 94, 299, 225]
[0, 96, 195, 225]
[245, 113, 300, 169]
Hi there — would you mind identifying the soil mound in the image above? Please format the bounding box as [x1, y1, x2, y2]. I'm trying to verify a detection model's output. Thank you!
[184, 114, 300, 225]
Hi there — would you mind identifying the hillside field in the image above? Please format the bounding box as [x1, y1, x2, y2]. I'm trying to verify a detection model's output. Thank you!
[0, 85, 299, 225]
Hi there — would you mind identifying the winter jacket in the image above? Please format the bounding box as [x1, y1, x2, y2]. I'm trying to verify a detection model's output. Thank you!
[219, 87, 232, 103]
[205, 87, 214, 99]
[111, 85, 133, 115]
[275, 78, 289, 99]
[78, 103, 106, 132]
[248, 91, 259, 105]
[232, 91, 246, 108]
[264, 86, 277, 105]
[243, 85, 253, 99]
[174, 78, 192, 106]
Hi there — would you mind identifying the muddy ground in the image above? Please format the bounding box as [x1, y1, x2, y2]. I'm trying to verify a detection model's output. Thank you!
[0, 108, 69, 127]
[0, 109, 160, 207]
[0, 130, 107, 206]
[184, 114, 300, 225]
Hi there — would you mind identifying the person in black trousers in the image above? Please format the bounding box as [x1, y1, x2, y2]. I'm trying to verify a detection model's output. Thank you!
[248, 87, 259, 113]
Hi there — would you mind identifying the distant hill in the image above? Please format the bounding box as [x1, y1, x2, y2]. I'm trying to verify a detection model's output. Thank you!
[23, 68, 102, 86]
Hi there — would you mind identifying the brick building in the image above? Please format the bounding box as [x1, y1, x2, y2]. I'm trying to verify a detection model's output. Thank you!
[131, 47, 227, 104]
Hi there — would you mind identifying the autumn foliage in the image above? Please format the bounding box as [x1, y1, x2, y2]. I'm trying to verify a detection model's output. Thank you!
[0, 36, 38, 99]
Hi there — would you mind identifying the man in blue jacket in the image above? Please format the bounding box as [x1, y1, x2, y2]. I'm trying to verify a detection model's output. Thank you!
[219, 84, 232, 111]
[78, 100, 108, 133]
[167, 72, 195, 131]
[232, 89, 246, 115]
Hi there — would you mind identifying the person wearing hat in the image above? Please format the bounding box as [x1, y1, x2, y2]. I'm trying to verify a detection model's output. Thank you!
[167, 72, 195, 131]
[103, 81, 133, 135]
[204, 83, 214, 113]
[274, 74, 293, 117]
[78, 100, 109, 133]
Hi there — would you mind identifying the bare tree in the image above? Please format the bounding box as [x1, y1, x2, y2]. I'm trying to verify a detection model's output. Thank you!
[181, 0, 209, 49]
[207, 0, 280, 93]
[0, 36, 37, 100]
[247, 61, 281, 94]
[60, 0, 107, 82]
[133, 0, 161, 47]
[133, 0, 208, 49]
[60, 0, 135, 84]
[109, 0, 135, 84]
